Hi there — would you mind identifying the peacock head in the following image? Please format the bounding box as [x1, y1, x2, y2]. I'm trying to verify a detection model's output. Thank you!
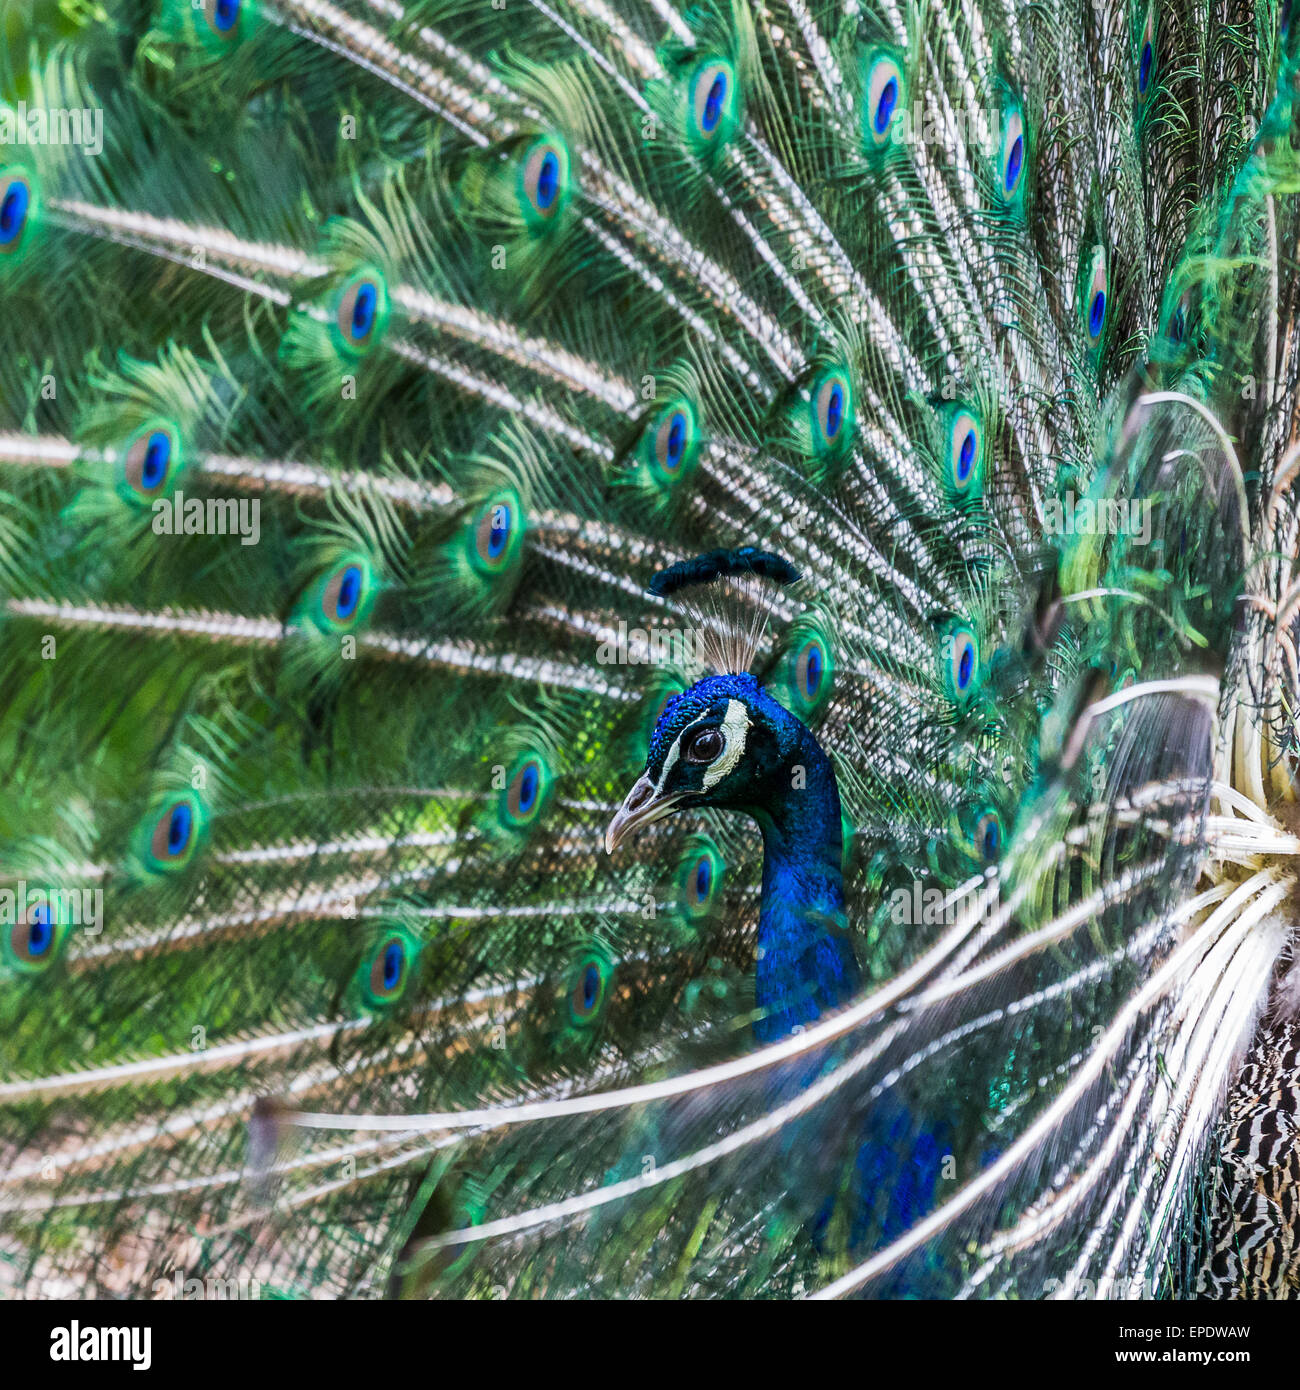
[606, 671, 820, 852]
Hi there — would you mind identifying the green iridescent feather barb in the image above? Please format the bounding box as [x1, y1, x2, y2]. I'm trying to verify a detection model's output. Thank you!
[2, 0, 1300, 1302]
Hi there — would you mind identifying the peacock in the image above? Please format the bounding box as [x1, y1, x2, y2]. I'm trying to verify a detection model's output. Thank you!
[3, 0, 1300, 1302]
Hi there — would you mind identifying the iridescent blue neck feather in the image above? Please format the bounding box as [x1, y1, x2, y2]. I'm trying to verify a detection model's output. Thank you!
[739, 691, 859, 1042]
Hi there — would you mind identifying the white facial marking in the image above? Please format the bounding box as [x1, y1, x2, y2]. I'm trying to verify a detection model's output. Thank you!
[701, 699, 749, 790]
[652, 738, 682, 799]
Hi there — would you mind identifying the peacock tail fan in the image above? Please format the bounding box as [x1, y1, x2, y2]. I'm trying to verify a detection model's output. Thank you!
[1, 0, 1300, 1302]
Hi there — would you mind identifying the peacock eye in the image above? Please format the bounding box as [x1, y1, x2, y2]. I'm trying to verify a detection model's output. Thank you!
[500, 754, 550, 829]
[642, 397, 700, 486]
[13, 903, 52, 960]
[798, 641, 823, 699]
[569, 957, 606, 1022]
[1137, 7, 1156, 100]
[356, 923, 423, 1013]
[998, 107, 1026, 203]
[975, 811, 1003, 862]
[661, 412, 686, 469]
[684, 727, 724, 763]
[479, 501, 512, 561]
[1082, 245, 1108, 347]
[0, 171, 32, 253]
[334, 269, 388, 355]
[321, 560, 369, 626]
[139, 792, 206, 876]
[5, 898, 71, 976]
[786, 628, 834, 716]
[519, 136, 571, 226]
[939, 623, 981, 705]
[863, 53, 905, 149]
[688, 60, 738, 147]
[369, 937, 407, 999]
[945, 407, 983, 496]
[811, 368, 853, 458]
[123, 423, 181, 500]
[204, 0, 241, 36]
[151, 798, 195, 862]
[467, 489, 524, 577]
[679, 839, 724, 919]
[294, 553, 377, 639]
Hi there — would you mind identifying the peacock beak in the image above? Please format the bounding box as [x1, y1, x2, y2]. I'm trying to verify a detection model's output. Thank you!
[605, 775, 681, 854]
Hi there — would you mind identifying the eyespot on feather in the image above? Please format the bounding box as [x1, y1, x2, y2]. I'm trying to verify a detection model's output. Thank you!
[310, 556, 375, 633]
[139, 792, 207, 875]
[973, 809, 1003, 862]
[203, 0, 243, 37]
[1081, 245, 1108, 348]
[786, 631, 835, 716]
[4, 899, 71, 976]
[499, 754, 550, 830]
[942, 406, 984, 499]
[121, 422, 182, 501]
[518, 135, 572, 228]
[332, 268, 389, 356]
[862, 52, 905, 150]
[997, 105, 1026, 203]
[355, 923, 424, 1013]
[1137, 6, 1157, 101]
[568, 954, 608, 1025]
[678, 837, 724, 920]
[468, 491, 524, 575]
[367, 935, 408, 1004]
[0, 169, 33, 254]
[810, 368, 853, 459]
[687, 59, 739, 148]
[938, 622, 980, 705]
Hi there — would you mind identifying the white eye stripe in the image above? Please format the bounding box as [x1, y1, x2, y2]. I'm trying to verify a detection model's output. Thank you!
[652, 738, 681, 799]
[656, 699, 751, 796]
[702, 700, 749, 790]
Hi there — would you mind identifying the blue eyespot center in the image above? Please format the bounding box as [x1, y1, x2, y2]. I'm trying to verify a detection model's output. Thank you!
[517, 762, 539, 814]
[535, 150, 559, 210]
[381, 940, 404, 992]
[694, 857, 711, 900]
[167, 802, 193, 856]
[1005, 135, 1023, 191]
[1170, 302, 1186, 342]
[804, 644, 823, 696]
[487, 505, 511, 558]
[957, 428, 976, 481]
[0, 180, 30, 246]
[702, 73, 727, 133]
[874, 76, 899, 135]
[824, 383, 844, 439]
[335, 565, 362, 620]
[581, 962, 599, 1011]
[213, 0, 240, 31]
[957, 644, 973, 689]
[27, 905, 53, 956]
[981, 819, 1001, 858]
[141, 432, 171, 489]
[1138, 41, 1153, 93]
[1089, 290, 1106, 338]
[350, 282, 377, 341]
[664, 412, 686, 468]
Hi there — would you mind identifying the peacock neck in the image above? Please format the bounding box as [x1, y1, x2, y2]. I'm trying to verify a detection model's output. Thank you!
[749, 731, 859, 1043]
